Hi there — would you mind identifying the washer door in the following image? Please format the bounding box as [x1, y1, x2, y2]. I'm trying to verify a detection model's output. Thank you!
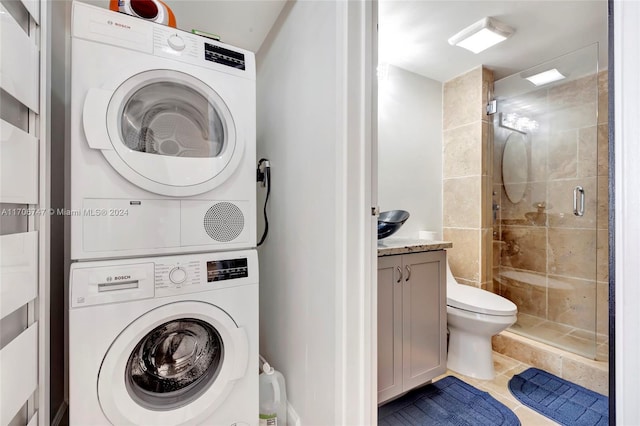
[82, 69, 243, 197]
[98, 301, 248, 425]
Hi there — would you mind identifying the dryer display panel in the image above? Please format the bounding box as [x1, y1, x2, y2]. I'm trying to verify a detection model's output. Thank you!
[204, 43, 245, 70]
[121, 81, 225, 158]
[207, 258, 248, 282]
[125, 318, 223, 410]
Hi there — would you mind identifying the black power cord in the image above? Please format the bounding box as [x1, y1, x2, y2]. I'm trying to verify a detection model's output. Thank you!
[257, 159, 271, 246]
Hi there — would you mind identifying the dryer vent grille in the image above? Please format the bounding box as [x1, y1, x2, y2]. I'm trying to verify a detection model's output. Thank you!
[203, 202, 244, 242]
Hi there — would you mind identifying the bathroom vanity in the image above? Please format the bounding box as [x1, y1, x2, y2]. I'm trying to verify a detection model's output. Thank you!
[377, 239, 451, 404]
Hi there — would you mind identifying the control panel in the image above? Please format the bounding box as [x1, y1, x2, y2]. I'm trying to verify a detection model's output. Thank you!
[153, 26, 200, 60]
[152, 25, 252, 75]
[204, 43, 246, 70]
[154, 254, 251, 293]
[155, 258, 201, 289]
[207, 258, 249, 281]
[72, 2, 255, 78]
[70, 250, 257, 308]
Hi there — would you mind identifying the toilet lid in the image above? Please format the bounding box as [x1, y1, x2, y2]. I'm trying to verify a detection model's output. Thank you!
[447, 285, 517, 316]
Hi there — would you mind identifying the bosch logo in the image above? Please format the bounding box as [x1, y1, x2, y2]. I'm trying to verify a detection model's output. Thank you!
[114, 275, 131, 281]
[107, 20, 131, 29]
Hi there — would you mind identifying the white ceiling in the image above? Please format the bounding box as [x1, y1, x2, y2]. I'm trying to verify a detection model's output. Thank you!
[80, 0, 287, 53]
[81, 1, 607, 81]
[379, 0, 608, 82]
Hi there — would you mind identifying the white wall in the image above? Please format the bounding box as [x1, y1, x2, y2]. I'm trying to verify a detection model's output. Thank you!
[256, 1, 375, 424]
[378, 65, 442, 239]
[256, 2, 338, 424]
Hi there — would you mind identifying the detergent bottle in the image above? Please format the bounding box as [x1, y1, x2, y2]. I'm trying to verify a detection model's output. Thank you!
[259, 357, 287, 426]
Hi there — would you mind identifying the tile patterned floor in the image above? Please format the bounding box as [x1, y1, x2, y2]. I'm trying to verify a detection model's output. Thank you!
[433, 352, 561, 426]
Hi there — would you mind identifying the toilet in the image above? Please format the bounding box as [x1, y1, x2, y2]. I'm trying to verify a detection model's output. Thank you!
[445, 261, 517, 380]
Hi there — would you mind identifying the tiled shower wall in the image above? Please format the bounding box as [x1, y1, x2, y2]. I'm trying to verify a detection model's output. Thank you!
[442, 67, 494, 289]
[492, 71, 609, 360]
[442, 64, 608, 361]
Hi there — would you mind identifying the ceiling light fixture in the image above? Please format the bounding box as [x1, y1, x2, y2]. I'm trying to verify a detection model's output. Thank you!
[448, 17, 514, 54]
[525, 68, 566, 86]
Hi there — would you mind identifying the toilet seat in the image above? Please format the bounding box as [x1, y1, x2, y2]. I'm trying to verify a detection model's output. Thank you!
[447, 285, 517, 316]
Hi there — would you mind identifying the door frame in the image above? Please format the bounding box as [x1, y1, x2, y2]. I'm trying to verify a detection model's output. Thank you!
[612, 0, 640, 423]
[334, 0, 378, 424]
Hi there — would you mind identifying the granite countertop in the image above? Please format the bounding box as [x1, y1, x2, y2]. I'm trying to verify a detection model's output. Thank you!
[377, 238, 452, 257]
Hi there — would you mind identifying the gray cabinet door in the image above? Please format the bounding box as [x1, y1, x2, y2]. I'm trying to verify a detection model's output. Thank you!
[402, 251, 447, 391]
[377, 250, 447, 404]
[377, 255, 403, 403]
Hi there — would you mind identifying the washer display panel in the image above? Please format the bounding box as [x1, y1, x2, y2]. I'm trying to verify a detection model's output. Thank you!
[126, 318, 223, 410]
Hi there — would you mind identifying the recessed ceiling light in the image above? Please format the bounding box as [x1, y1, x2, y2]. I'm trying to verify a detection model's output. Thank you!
[448, 17, 514, 54]
[525, 68, 566, 86]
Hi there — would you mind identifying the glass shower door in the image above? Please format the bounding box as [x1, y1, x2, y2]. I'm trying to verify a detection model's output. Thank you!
[492, 44, 605, 359]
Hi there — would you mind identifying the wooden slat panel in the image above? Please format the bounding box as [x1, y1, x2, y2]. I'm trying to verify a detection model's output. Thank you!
[0, 3, 39, 112]
[0, 323, 38, 425]
[26, 410, 38, 426]
[0, 119, 39, 204]
[0, 203, 29, 235]
[19, 0, 39, 24]
[0, 232, 38, 320]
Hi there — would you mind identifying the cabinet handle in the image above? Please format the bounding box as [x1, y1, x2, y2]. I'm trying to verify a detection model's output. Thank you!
[396, 266, 403, 283]
[405, 265, 411, 281]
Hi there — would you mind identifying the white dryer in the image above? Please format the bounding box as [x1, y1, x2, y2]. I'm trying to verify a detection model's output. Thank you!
[70, 2, 256, 260]
[69, 250, 258, 425]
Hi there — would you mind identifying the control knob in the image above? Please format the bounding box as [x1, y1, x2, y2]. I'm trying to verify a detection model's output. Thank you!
[167, 34, 186, 51]
[169, 267, 187, 284]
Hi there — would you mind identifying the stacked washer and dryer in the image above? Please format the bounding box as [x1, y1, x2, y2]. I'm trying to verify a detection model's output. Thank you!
[68, 2, 258, 425]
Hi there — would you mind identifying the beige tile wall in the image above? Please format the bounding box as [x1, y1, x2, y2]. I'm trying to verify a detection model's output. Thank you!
[443, 67, 494, 289]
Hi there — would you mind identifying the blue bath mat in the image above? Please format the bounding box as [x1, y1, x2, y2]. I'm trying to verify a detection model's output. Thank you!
[378, 376, 520, 426]
[508, 368, 608, 426]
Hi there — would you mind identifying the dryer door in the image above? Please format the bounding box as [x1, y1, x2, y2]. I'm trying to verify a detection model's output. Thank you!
[97, 301, 249, 425]
[83, 69, 243, 197]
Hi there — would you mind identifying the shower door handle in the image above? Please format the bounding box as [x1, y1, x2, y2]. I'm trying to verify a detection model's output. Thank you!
[573, 186, 585, 217]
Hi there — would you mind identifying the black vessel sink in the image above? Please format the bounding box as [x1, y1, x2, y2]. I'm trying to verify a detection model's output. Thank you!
[377, 210, 410, 240]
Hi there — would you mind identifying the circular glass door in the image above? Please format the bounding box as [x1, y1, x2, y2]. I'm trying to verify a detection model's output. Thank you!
[99, 69, 243, 196]
[120, 81, 226, 159]
[97, 302, 249, 425]
[125, 318, 223, 410]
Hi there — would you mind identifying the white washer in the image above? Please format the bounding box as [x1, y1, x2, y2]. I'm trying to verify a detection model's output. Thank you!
[69, 250, 258, 425]
[70, 2, 256, 260]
